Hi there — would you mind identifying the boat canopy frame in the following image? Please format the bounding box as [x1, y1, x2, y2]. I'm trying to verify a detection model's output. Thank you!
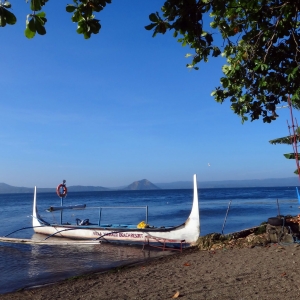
[46, 205, 149, 226]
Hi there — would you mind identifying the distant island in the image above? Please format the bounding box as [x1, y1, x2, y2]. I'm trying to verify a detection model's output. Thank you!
[122, 179, 160, 190]
[0, 177, 299, 194]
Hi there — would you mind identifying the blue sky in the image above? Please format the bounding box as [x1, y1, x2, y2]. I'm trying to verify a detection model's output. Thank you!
[0, 1, 298, 188]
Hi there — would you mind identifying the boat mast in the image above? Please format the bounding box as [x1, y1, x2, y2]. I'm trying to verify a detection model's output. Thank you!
[56, 180, 67, 224]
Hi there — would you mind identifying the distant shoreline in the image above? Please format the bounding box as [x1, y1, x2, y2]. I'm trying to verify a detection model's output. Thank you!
[0, 177, 299, 193]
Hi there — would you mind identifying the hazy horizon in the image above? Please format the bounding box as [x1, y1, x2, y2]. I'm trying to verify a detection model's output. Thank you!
[1, 175, 299, 189]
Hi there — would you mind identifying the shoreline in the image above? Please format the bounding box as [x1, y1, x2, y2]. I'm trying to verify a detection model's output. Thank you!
[2, 244, 300, 299]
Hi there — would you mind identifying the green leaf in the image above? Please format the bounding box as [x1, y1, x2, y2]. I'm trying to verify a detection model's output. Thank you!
[35, 15, 45, 25]
[4, 8, 16, 25]
[25, 18, 36, 38]
[210, 21, 217, 28]
[0, 14, 7, 27]
[25, 27, 36, 38]
[269, 135, 296, 145]
[88, 19, 101, 34]
[25, 27, 35, 39]
[221, 77, 229, 88]
[66, 5, 76, 13]
[35, 24, 45, 35]
[283, 153, 300, 159]
[204, 33, 213, 44]
[83, 31, 91, 39]
[222, 65, 230, 74]
[30, 0, 42, 11]
[149, 13, 158, 23]
[28, 17, 36, 32]
[76, 20, 86, 34]
[71, 10, 82, 22]
[144, 23, 156, 31]
[212, 47, 221, 57]
[35, 17, 46, 35]
[36, 11, 46, 18]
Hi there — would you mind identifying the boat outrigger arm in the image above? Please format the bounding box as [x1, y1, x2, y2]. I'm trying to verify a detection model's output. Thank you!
[32, 174, 200, 245]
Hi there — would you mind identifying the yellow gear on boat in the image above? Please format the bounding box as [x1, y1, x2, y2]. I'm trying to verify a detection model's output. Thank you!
[137, 221, 148, 229]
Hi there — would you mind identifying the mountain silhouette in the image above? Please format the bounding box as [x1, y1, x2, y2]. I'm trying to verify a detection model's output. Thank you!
[123, 179, 160, 190]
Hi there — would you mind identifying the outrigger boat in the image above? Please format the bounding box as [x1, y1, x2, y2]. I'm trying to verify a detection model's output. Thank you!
[31, 175, 200, 246]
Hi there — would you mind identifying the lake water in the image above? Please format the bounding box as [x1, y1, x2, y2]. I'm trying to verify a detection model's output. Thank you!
[0, 186, 299, 294]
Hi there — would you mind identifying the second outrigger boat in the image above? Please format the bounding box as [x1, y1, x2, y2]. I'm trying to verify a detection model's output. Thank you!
[32, 175, 200, 246]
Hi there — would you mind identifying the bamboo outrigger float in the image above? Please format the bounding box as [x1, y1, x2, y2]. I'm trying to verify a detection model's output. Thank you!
[0, 236, 101, 245]
[29, 174, 200, 246]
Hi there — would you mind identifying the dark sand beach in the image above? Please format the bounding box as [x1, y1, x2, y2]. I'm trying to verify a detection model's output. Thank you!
[2, 242, 300, 300]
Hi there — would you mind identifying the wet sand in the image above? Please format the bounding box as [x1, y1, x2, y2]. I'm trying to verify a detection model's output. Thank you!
[1, 243, 300, 299]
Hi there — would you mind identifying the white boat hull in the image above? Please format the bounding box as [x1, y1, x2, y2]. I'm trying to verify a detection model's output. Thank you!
[32, 175, 200, 245]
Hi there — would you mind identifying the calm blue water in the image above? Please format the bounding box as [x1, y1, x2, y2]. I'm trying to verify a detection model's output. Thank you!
[0, 186, 299, 294]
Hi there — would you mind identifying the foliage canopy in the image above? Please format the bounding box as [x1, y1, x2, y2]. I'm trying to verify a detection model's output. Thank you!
[1, 0, 300, 123]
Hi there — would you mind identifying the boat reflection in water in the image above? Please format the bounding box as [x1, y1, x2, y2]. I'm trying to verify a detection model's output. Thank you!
[24, 233, 173, 290]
